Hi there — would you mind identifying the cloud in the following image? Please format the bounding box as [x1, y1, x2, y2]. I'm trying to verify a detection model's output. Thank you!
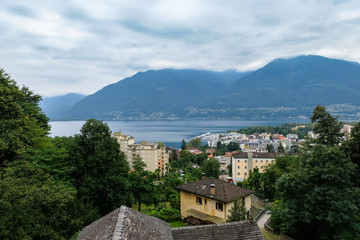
[1, 0, 360, 96]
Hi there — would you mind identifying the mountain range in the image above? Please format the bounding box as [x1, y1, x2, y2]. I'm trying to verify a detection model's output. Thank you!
[41, 55, 360, 120]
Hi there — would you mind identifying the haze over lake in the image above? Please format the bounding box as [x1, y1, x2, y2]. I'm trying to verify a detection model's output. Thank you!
[49, 120, 309, 148]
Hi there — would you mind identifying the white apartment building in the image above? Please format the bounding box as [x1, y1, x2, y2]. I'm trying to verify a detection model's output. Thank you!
[113, 132, 169, 175]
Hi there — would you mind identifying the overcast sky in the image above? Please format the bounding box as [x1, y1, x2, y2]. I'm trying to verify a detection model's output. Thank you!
[1, 0, 360, 96]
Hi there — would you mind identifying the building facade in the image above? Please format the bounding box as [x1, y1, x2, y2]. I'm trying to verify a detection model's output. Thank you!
[113, 131, 169, 175]
[177, 178, 253, 224]
[232, 152, 276, 182]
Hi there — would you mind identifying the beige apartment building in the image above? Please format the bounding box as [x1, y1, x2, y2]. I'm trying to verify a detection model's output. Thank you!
[113, 131, 169, 175]
[232, 152, 276, 182]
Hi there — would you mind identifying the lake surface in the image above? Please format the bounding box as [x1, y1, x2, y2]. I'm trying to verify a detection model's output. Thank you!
[49, 120, 309, 148]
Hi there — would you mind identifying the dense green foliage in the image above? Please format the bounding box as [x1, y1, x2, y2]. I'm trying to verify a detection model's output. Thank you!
[271, 146, 359, 239]
[267, 106, 360, 240]
[0, 69, 49, 166]
[130, 158, 158, 211]
[234, 123, 313, 139]
[0, 161, 76, 240]
[187, 137, 202, 149]
[262, 155, 299, 201]
[148, 208, 181, 222]
[311, 105, 343, 146]
[227, 198, 247, 222]
[203, 158, 221, 179]
[69, 119, 132, 215]
[342, 122, 360, 187]
[0, 70, 102, 239]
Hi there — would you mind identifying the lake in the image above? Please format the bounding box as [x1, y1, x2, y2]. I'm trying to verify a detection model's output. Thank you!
[49, 119, 309, 148]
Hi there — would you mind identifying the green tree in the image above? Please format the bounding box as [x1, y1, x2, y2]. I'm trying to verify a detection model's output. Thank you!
[262, 155, 299, 201]
[181, 139, 186, 150]
[227, 198, 247, 222]
[203, 158, 220, 179]
[248, 168, 262, 197]
[195, 152, 208, 166]
[270, 145, 359, 239]
[310, 105, 343, 146]
[129, 157, 158, 211]
[0, 69, 49, 166]
[343, 122, 360, 187]
[227, 163, 232, 177]
[0, 161, 78, 240]
[277, 144, 285, 153]
[227, 141, 240, 152]
[69, 119, 132, 215]
[266, 144, 275, 153]
[169, 149, 178, 162]
[187, 137, 202, 149]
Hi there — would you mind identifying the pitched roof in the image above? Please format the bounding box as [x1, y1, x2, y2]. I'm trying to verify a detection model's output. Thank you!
[177, 178, 253, 203]
[77, 206, 173, 240]
[77, 206, 264, 240]
[232, 152, 276, 159]
[172, 221, 264, 240]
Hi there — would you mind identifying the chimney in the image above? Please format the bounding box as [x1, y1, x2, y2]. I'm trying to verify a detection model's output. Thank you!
[227, 177, 233, 184]
[210, 184, 215, 195]
[201, 173, 206, 179]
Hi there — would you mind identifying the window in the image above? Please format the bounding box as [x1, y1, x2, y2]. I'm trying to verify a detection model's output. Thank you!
[237, 160, 240, 163]
[245, 166, 247, 169]
[237, 172, 240, 175]
[261, 160, 263, 163]
[261, 166, 263, 169]
[196, 196, 202, 205]
[245, 160, 247, 163]
[255, 160, 258, 162]
[245, 173, 247, 176]
[216, 202, 223, 211]
[205, 199, 207, 205]
[266, 160, 268, 163]
[237, 166, 240, 169]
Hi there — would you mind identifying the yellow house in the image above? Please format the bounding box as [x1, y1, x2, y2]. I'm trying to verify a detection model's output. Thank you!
[177, 178, 253, 224]
[232, 152, 276, 182]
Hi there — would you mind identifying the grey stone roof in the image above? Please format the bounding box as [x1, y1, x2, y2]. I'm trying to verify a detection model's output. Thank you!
[77, 206, 173, 240]
[177, 178, 253, 203]
[172, 221, 264, 240]
[77, 206, 264, 240]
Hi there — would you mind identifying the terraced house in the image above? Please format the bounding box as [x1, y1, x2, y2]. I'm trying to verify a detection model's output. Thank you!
[113, 131, 169, 175]
[177, 178, 253, 224]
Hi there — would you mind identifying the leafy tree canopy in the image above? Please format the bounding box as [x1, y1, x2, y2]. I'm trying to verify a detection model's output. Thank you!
[310, 105, 343, 146]
[69, 119, 131, 215]
[203, 158, 220, 179]
[0, 69, 49, 166]
[271, 145, 359, 239]
[187, 137, 202, 149]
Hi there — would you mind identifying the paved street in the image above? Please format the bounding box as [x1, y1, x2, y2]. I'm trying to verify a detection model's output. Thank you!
[257, 211, 270, 229]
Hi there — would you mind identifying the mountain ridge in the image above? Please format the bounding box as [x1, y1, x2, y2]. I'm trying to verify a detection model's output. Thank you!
[42, 55, 360, 120]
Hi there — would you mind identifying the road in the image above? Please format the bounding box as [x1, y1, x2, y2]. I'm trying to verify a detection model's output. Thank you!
[257, 211, 270, 229]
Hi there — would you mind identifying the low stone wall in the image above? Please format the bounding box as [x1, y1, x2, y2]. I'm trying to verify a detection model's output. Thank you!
[251, 195, 266, 208]
[253, 207, 266, 222]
